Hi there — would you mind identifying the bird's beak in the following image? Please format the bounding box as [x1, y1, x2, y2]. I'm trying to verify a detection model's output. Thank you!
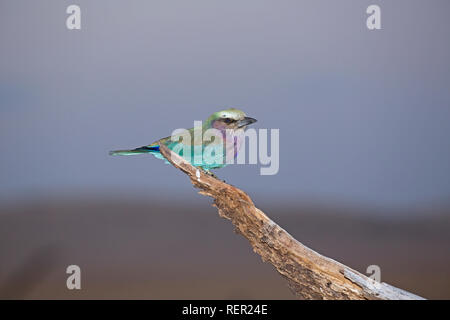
[237, 117, 257, 128]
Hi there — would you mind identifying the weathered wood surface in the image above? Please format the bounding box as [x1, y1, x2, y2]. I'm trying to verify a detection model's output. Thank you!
[159, 143, 425, 300]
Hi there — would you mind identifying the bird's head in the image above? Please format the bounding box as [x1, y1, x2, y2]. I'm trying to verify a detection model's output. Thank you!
[205, 108, 257, 131]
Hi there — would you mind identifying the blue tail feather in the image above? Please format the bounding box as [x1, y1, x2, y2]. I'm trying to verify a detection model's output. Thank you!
[109, 145, 160, 156]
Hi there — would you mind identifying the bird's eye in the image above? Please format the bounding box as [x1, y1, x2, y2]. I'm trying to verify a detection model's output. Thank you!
[223, 118, 233, 123]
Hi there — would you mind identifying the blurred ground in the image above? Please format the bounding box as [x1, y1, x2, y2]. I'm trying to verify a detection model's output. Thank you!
[0, 196, 449, 299]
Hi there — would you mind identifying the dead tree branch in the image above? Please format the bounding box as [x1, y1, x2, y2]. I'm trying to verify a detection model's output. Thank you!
[159, 143, 425, 300]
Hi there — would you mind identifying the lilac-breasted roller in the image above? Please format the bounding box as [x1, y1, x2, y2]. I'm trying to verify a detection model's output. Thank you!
[109, 108, 257, 171]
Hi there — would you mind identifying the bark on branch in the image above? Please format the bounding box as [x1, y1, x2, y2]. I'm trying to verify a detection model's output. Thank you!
[159, 143, 425, 300]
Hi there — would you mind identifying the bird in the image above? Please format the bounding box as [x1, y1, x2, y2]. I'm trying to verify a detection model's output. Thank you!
[109, 108, 257, 172]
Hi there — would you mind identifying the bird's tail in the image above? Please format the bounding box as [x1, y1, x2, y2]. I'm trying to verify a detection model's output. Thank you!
[109, 145, 160, 156]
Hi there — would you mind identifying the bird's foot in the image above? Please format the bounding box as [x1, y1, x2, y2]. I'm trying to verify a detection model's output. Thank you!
[204, 170, 218, 179]
[202, 169, 227, 183]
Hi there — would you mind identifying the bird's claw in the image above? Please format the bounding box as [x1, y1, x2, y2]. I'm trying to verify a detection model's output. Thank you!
[204, 170, 218, 179]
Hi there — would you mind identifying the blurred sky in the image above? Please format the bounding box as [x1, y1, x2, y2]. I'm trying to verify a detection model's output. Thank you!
[1, 1, 450, 210]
